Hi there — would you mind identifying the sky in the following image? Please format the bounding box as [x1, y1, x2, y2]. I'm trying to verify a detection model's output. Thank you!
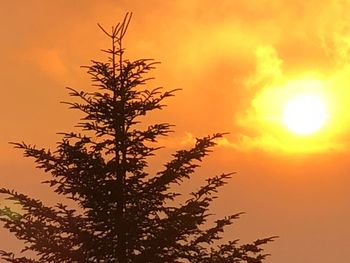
[1, 1, 350, 262]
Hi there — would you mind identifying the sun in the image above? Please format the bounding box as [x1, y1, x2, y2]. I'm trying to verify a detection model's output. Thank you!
[283, 94, 327, 135]
[239, 76, 339, 152]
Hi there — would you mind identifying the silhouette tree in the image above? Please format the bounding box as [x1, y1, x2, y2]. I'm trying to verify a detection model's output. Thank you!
[0, 13, 275, 262]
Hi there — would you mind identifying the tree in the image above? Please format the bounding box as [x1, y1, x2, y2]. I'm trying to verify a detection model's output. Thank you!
[0, 13, 275, 262]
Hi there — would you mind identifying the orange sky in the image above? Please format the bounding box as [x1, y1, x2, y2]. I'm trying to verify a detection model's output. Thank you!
[1, 1, 350, 262]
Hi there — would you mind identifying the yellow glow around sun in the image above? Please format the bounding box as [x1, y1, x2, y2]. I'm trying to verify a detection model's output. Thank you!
[283, 94, 327, 135]
[239, 77, 341, 153]
[236, 45, 350, 153]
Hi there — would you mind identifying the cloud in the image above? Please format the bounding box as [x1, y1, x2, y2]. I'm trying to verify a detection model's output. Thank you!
[3, 0, 350, 155]
[233, 39, 350, 153]
[25, 48, 68, 79]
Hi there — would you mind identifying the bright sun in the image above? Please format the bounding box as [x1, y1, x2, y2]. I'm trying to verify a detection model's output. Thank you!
[283, 94, 327, 135]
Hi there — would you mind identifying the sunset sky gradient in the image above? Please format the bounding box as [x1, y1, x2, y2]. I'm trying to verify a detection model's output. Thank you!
[1, 1, 350, 262]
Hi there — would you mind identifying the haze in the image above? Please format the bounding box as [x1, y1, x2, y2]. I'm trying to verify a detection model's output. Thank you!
[1, 1, 350, 262]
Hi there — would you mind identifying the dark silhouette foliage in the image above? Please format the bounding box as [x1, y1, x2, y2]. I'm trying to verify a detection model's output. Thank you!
[0, 13, 275, 262]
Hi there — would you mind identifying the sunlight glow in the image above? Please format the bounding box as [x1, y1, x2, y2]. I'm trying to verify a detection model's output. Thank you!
[283, 94, 327, 135]
[239, 77, 340, 153]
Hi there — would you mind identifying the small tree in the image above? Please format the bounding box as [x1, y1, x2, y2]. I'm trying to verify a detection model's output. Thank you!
[0, 13, 275, 262]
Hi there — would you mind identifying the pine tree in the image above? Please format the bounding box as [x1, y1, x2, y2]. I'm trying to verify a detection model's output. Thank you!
[0, 13, 275, 262]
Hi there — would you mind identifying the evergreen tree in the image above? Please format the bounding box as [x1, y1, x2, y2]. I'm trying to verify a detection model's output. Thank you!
[0, 13, 275, 262]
